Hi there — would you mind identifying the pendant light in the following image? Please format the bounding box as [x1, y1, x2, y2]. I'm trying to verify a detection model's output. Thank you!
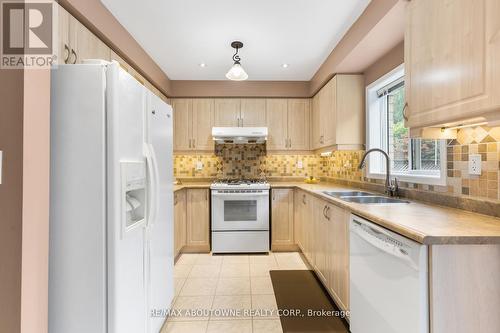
[226, 41, 248, 81]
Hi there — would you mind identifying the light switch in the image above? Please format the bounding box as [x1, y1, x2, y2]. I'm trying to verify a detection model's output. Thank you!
[468, 154, 481, 175]
[195, 161, 203, 170]
[297, 160, 303, 169]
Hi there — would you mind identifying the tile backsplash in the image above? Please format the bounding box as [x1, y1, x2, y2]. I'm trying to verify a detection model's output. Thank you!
[174, 127, 500, 202]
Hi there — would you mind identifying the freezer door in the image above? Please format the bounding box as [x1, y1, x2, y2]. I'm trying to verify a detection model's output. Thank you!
[106, 62, 148, 333]
[49, 64, 107, 333]
[145, 92, 174, 333]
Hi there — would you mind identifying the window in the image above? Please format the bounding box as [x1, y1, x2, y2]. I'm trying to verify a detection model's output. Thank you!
[366, 65, 446, 185]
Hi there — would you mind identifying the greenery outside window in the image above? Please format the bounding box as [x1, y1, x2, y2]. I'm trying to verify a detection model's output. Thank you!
[366, 65, 446, 185]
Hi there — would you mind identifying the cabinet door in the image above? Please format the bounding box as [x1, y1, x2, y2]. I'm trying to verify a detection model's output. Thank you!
[313, 199, 328, 284]
[174, 190, 186, 257]
[192, 99, 215, 151]
[240, 99, 266, 127]
[287, 99, 310, 150]
[405, 0, 500, 127]
[74, 20, 111, 63]
[311, 94, 321, 149]
[186, 189, 210, 251]
[271, 189, 294, 249]
[172, 99, 192, 151]
[335, 75, 365, 147]
[327, 205, 349, 311]
[293, 190, 303, 251]
[266, 99, 288, 150]
[214, 99, 241, 126]
[320, 78, 336, 147]
[57, 5, 70, 64]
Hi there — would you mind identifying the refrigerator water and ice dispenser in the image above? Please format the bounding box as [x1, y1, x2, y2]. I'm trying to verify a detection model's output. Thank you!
[121, 161, 147, 229]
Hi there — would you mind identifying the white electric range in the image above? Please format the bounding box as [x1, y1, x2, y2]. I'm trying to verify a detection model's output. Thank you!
[210, 179, 270, 253]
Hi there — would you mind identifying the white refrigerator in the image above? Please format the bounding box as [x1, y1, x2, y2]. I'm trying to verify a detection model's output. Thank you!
[49, 61, 174, 333]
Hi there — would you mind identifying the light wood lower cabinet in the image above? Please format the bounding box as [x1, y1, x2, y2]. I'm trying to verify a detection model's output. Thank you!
[325, 204, 349, 311]
[185, 189, 210, 252]
[174, 190, 186, 258]
[271, 188, 295, 250]
[313, 197, 328, 284]
[293, 189, 349, 311]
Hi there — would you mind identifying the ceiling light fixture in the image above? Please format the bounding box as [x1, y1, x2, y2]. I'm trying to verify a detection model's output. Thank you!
[282, 63, 289, 68]
[226, 41, 248, 81]
[199, 63, 206, 68]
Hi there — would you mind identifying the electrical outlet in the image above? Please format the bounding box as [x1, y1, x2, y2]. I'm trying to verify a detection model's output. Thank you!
[468, 154, 481, 175]
[195, 161, 203, 171]
[297, 160, 303, 169]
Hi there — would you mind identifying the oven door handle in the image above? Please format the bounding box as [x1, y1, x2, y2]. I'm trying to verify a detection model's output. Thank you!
[212, 192, 269, 197]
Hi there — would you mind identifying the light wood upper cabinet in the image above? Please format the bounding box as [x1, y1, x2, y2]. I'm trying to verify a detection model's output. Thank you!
[287, 99, 310, 150]
[240, 99, 266, 127]
[266, 99, 310, 151]
[74, 21, 110, 63]
[192, 99, 215, 150]
[172, 99, 214, 151]
[174, 190, 186, 258]
[310, 74, 364, 150]
[214, 99, 241, 126]
[404, 0, 500, 129]
[186, 189, 210, 252]
[57, 6, 110, 64]
[266, 99, 288, 150]
[271, 189, 294, 250]
[172, 99, 192, 151]
[311, 94, 321, 149]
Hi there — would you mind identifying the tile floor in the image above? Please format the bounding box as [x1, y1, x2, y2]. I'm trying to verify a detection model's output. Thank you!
[162, 252, 310, 333]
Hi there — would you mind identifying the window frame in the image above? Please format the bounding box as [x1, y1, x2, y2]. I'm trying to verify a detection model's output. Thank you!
[365, 64, 447, 186]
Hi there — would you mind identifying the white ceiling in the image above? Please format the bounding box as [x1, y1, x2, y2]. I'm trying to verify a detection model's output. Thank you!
[101, 0, 371, 81]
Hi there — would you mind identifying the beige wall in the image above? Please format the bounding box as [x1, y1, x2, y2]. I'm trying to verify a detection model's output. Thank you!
[0, 69, 23, 333]
[363, 41, 404, 86]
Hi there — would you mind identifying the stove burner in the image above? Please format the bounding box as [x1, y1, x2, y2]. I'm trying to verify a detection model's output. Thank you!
[214, 178, 267, 185]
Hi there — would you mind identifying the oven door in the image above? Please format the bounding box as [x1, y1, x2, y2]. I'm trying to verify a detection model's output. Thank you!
[211, 190, 269, 231]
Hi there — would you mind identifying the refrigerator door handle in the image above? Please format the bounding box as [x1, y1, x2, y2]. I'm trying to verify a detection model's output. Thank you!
[147, 143, 160, 227]
[144, 144, 156, 227]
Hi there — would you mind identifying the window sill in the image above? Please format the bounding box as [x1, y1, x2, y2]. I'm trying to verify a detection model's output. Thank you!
[367, 171, 446, 186]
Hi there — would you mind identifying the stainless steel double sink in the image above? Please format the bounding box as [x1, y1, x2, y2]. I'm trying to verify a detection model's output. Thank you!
[322, 191, 409, 204]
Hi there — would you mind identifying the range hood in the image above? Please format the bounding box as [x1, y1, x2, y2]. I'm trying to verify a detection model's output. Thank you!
[212, 127, 268, 144]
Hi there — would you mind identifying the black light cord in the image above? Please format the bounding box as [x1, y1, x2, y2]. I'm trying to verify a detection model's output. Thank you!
[232, 47, 241, 63]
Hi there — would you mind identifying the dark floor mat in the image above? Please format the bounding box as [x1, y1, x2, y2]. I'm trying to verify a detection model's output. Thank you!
[270, 270, 350, 333]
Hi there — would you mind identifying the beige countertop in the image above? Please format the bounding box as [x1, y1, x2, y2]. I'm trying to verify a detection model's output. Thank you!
[174, 180, 500, 245]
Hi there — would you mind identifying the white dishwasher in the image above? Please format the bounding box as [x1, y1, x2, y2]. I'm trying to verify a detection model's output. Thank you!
[349, 215, 428, 333]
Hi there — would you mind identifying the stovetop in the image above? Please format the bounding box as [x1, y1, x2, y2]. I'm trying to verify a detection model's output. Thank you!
[210, 178, 270, 190]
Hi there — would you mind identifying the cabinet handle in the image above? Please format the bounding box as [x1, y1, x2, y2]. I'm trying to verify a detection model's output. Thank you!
[403, 103, 409, 121]
[192, 139, 195, 148]
[70, 48, 77, 64]
[325, 206, 331, 220]
[302, 194, 306, 205]
[322, 205, 327, 218]
[188, 139, 191, 148]
[63, 44, 70, 63]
